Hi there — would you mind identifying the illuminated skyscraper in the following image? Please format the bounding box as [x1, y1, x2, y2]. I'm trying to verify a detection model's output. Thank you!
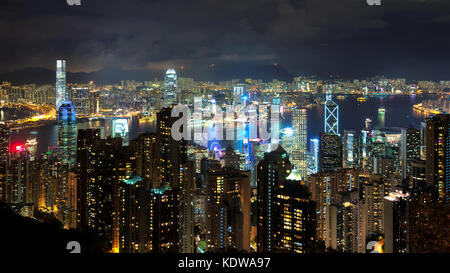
[343, 130, 357, 169]
[319, 132, 342, 172]
[324, 88, 339, 135]
[425, 114, 450, 204]
[292, 108, 307, 179]
[58, 101, 77, 166]
[0, 122, 8, 201]
[256, 146, 292, 252]
[310, 138, 319, 174]
[400, 128, 421, 179]
[273, 179, 316, 253]
[206, 168, 250, 252]
[164, 68, 178, 107]
[383, 191, 410, 253]
[56, 60, 67, 110]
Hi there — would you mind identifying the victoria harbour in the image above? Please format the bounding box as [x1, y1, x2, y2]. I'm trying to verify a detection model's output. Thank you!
[5, 94, 434, 157]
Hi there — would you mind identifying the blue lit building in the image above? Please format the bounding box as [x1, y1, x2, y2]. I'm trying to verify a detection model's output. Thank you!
[324, 87, 339, 135]
[58, 100, 77, 166]
[164, 68, 178, 107]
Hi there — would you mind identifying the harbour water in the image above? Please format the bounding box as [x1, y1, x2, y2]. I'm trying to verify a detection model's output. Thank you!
[7, 94, 435, 157]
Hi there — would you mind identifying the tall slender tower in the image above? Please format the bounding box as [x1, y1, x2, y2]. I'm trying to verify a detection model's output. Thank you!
[324, 87, 339, 135]
[163, 69, 178, 107]
[56, 60, 67, 110]
[292, 107, 307, 179]
[425, 114, 450, 204]
[0, 122, 9, 201]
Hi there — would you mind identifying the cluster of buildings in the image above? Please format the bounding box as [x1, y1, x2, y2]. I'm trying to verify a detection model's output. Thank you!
[0, 62, 448, 253]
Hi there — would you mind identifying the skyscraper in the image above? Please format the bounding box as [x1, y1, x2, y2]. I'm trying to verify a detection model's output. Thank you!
[56, 60, 67, 110]
[292, 108, 307, 178]
[310, 138, 319, 174]
[273, 179, 316, 253]
[401, 128, 421, 179]
[343, 130, 357, 169]
[0, 122, 8, 201]
[383, 191, 410, 253]
[164, 69, 178, 107]
[206, 168, 250, 252]
[256, 146, 292, 252]
[319, 132, 342, 172]
[58, 100, 77, 166]
[425, 114, 450, 204]
[324, 88, 339, 135]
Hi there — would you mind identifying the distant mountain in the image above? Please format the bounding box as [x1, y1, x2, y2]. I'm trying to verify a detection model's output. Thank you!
[0, 63, 295, 85]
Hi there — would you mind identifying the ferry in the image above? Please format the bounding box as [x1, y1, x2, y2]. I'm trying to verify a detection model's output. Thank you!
[357, 96, 367, 102]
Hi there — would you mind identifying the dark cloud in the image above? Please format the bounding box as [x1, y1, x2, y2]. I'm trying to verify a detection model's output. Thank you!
[1, 0, 450, 80]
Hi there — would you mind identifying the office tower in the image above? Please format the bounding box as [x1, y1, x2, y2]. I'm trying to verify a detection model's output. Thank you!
[256, 146, 292, 252]
[149, 185, 180, 253]
[343, 130, 357, 169]
[0, 122, 8, 201]
[58, 100, 77, 166]
[273, 180, 316, 253]
[309, 168, 359, 248]
[56, 60, 67, 110]
[319, 132, 342, 172]
[425, 114, 450, 204]
[324, 89, 339, 135]
[401, 128, 421, 179]
[292, 108, 307, 178]
[383, 191, 410, 253]
[310, 138, 319, 174]
[69, 87, 89, 116]
[88, 90, 100, 115]
[206, 168, 250, 252]
[358, 129, 372, 171]
[119, 175, 150, 253]
[409, 160, 426, 189]
[163, 68, 178, 107]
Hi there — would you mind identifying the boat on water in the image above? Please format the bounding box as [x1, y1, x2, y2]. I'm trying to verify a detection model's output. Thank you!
[357, 96, 367, 102]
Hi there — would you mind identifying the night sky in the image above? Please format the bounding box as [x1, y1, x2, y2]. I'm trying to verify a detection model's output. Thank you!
[1, 0, 450, 80]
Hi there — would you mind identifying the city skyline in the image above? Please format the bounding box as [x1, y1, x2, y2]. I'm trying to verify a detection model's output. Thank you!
[0, 0, 449, 259]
